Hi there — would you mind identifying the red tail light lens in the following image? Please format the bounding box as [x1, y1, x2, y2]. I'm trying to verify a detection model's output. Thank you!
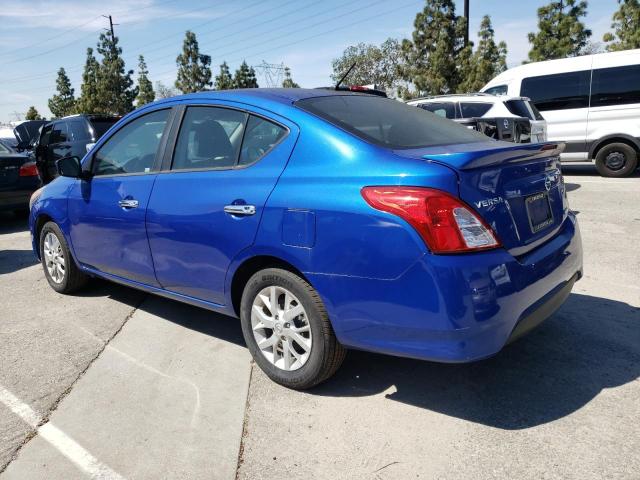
[361, 186, 500, 254]
[19, 161, 39, 177]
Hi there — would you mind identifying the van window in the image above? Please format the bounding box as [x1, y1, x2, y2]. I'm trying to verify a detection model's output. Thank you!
[460, 102, 492, 118]
[591, 64, 640, 107]
[418, 102, 457, 119]
[521, 71, 590, 111]
[484, 85, 508, 96]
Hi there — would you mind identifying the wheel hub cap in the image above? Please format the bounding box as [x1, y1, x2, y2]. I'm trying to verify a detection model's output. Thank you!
[605, 151, 626, 170]
[251, 285, 312, 371]
[43, 232, 65, 284]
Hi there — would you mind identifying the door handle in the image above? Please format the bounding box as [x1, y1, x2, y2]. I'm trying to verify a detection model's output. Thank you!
[118, 199, 139, 209]
[224, 204, 256, 216]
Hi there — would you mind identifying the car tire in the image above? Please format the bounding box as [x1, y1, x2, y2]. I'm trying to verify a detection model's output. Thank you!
[594, 143, 638, 177]
[39, 221, 88, 294]
[240, 268, 346, 389]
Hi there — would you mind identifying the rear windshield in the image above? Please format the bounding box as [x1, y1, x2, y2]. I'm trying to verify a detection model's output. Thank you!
[89, 119, 119, 139]
[505, 100, 544, 121]
[296, 95, 487, 149]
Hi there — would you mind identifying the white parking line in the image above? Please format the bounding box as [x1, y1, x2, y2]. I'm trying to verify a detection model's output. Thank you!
[0, 385, 126, 480]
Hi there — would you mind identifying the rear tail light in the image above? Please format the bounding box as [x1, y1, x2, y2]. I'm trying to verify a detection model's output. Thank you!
[19, 161, 39, 177]
[361, 186, 500, 254]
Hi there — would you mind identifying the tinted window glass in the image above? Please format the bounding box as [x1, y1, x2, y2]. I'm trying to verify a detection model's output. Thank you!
[172, 107, 247, 170]
[0, 142, 10, 154]
[39, 125, 52, 146]
[521, 71, 590, 111]
[297, 95, 486, 149]
[68, 121, 89, 141]
[484, 85, 508, 95]
[418, 102, 457, 119]
[460, 102, 492, 118]
[239, 116, 287, 166]
[591, 64, 640, 107]
[93, 109, 169, 176]
[90, 119, 118, 140]
[51, 123, 68, 143]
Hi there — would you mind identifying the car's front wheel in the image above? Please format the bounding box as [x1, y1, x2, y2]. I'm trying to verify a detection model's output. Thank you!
[39, 221, 88, 293]
[594, 143, 638, 177]
[240, 268, 346, 389]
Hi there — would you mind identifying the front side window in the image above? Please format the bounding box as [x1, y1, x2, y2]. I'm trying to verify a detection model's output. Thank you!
[39, 124, 53, 147]
[418, 102, 457, 119]
[92, 109, 169, 176]
[591, 64, 640, 107]
[297, 95, 486, 149]
[460, 102, 492, 118]
[521, 71, 590, 111]
[239, 116, 287, 166]
[172, 107, 247, 170]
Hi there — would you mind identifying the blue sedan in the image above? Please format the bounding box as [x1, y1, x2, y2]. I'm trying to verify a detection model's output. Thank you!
[29, 89, 583, 388]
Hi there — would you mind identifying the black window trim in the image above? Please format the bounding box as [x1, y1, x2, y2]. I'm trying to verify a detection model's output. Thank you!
[162, 103, 291, 174]
[86, 107, 176, 179]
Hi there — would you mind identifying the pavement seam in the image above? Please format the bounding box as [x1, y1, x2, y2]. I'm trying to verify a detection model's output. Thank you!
[0, 295, 146, 475]
[234, 359, 254, 480]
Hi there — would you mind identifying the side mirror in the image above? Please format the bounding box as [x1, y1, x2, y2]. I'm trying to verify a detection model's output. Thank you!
[56, 156, 86, 179]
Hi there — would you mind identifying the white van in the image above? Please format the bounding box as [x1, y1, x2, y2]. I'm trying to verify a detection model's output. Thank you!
[482, 49, 640, 177]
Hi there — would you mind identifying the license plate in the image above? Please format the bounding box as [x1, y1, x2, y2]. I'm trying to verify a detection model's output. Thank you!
[525, 191, 554, 233]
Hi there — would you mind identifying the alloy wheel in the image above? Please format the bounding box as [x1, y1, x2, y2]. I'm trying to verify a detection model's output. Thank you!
[43, 232, 65, 284]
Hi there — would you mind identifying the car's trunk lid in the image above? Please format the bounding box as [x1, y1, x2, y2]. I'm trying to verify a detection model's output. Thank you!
[394, 141, 568, 256]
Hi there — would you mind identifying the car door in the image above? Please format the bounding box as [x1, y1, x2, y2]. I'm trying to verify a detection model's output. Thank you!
[67, 108, 174, 286]
[146, 104, 298, 305]
[35, 123, 54, 183]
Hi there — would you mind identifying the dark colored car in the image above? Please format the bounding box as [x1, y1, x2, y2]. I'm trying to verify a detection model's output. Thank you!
[14, 120, 48, 152]
[0, 140, 41, 213]
[35, 114, 119, 184]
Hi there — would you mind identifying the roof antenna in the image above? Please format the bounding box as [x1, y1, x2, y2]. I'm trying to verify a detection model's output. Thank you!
[335, 62, 356, 90]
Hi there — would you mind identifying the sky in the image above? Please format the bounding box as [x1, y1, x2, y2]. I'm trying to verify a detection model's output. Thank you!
[0, 0, 619, 123]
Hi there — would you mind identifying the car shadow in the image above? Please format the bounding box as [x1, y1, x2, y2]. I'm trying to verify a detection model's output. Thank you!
[312, 293, 640, 430]
[565, 182, 581, 192]
[562, 163, 640, 178]
[0, 249, 38, 274]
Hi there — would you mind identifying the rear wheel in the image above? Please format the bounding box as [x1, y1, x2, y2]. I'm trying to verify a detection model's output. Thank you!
[594, 143, 638, 177]
[39, 221, 88, 293]
[240, 268, 346, 389]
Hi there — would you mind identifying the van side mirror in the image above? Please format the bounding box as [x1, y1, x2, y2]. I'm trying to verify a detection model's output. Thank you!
[57, 156, 87, 179]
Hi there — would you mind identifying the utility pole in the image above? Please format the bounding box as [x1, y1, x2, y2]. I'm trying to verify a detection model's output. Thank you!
[102, 14, 117, 37]
[463, 0, 470, 47]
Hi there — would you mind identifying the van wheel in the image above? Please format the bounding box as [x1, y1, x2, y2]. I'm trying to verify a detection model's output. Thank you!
[594, 143, 638, 177]
[39, 221, 88, 293]
[239, 268, 346, 389]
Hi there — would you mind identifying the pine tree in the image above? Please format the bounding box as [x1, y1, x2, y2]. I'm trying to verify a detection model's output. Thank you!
[233, 61, 259, 89]
[214, 61, 234, 90]
[48, 68, 76, 118]
[76, 48, 100, 114]
[458, 15, 507, 93]
[25, 106, 42, 120]
[603, 0, 640, 51]
[282, 67, 300, 88]
[527, 0, 592, 62]
[136, 55, 155, 106]
[175, 31, 212, 93]
[399, 0, 468, 96]
[95, 31, 138, 115]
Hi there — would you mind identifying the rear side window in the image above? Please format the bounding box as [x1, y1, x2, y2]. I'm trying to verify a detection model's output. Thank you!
[418, 102, 457, 119]
[68, 121, 89, 141]
[521, 71, 590, 111]
[239, 116, 287, 166]
[50, 123, 68, 143]
[504, 100, 544, 120]
[460, 102, 492, 118]
[484, 85, 508, 96]
[591, 64, 640, 107]
[172, 107, 247, 170]
[90, 119, 118, 140]
[296, 95, 486, 149]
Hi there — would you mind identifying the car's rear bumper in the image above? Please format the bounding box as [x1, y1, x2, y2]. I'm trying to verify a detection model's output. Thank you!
[307, 212, 583, 363]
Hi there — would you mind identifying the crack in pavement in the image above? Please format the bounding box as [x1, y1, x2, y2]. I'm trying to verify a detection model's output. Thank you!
[0, 295, 147, 475]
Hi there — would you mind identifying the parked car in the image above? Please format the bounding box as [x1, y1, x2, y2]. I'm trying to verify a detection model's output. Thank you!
[35, 114, 119, 184]
[482, 48, 640, 177]
[0, 140, 41, 213]
[407, 93, 547, 143]
[29, 89, 583, 388]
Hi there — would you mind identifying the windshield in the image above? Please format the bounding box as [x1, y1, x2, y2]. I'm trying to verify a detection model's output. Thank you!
[296, 95, 487, 149]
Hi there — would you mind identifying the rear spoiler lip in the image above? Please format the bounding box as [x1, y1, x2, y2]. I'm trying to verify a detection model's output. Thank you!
[421, 142, 565, 171]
